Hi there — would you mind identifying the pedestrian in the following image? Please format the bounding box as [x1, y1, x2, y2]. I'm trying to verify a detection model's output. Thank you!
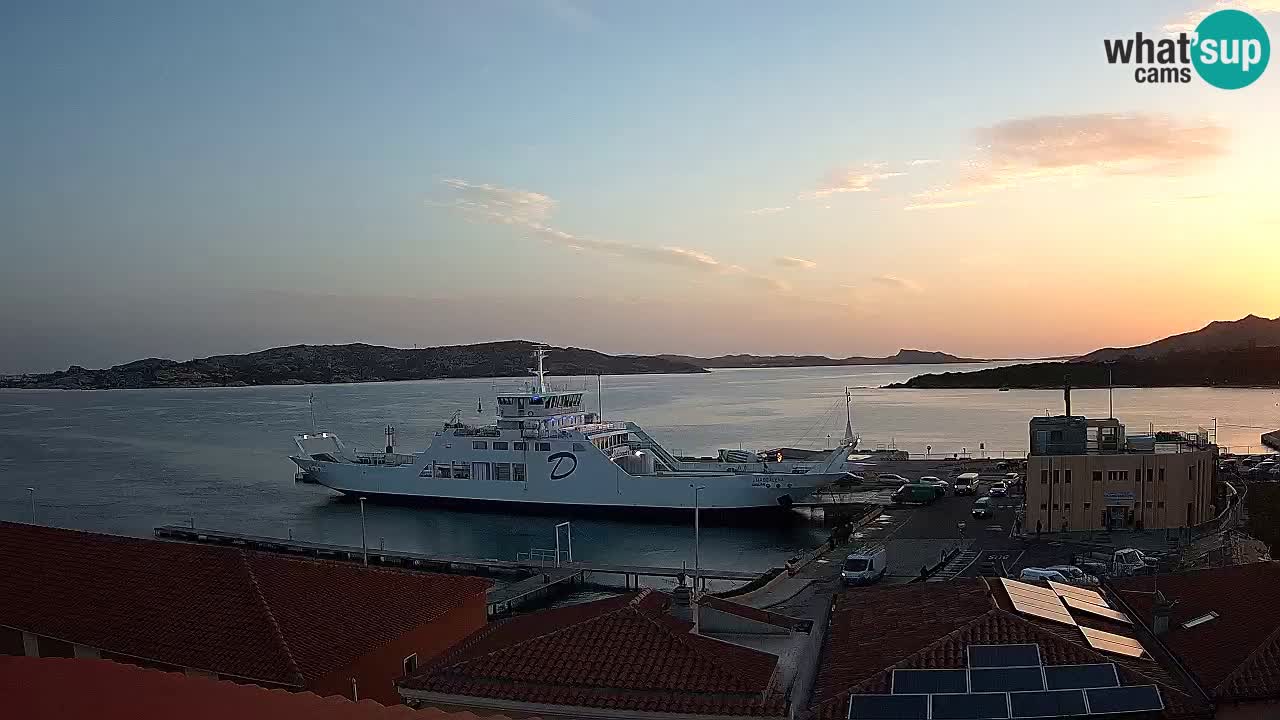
[1036, 519, 1042, 540]
[1014, 517, 1022, 536]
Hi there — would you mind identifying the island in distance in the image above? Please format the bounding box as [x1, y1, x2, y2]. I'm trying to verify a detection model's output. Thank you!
[890, 314, 1280, 390]
[0, 341, 984, 390]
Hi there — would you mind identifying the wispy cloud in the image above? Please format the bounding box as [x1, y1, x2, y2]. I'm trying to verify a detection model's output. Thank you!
[775, 256, 817, 270]
[812, 162, 906, 197]
[433, 178, 790, 293]
[748, 206, 791, 216]
[1165, 0, 1280, 33]
[903, 199, 977, 211]
[908, 158, 940, 166]
[910, 113, 1228, 206]
[870, 274, 923, 292]
[539, 0, 602, 31]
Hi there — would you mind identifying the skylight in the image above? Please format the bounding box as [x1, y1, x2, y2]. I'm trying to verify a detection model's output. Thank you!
[1182, 611, 1219, 629]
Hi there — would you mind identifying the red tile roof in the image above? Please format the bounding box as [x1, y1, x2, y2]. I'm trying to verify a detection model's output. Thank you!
[810, 578, 1210, 720]
[1113, 561, 1280, 702]
[0, 522, 490, 685]
[402, 589, 785, 716]
[0, 656, 528, 720]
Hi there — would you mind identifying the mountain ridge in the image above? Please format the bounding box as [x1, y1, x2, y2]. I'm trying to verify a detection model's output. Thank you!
[1076, 314, 1280, 362]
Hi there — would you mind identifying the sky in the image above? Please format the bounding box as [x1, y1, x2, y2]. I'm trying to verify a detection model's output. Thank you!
[3, 1, 1280, 372]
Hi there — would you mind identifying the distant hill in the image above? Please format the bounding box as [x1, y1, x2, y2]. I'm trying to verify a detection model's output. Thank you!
[1077, 314, 1280, 362]
[889, 347, 1280, 389]
[0, 342, 707, 390]
[658, 349, 983, 369]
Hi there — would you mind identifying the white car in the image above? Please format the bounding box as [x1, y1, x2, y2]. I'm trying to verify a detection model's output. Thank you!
[1019, 568, 1070, 586]
[920, 476, 949, 493]
[989, 482, 1008, 497]
[876, 473, 910, 484]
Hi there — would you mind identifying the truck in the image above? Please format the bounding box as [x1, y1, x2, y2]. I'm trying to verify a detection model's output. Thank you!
[892, 483, 942, 505]
[1072, 548, 1160, 577]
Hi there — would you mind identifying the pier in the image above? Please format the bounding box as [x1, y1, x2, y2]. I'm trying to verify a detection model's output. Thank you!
[153, 525, 761, 614]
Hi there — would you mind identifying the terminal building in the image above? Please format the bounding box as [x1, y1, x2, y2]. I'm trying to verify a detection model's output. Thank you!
[1025, 393, 1217, 533]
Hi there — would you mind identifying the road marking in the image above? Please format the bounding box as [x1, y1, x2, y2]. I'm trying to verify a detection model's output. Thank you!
[928, 550, 980, 582]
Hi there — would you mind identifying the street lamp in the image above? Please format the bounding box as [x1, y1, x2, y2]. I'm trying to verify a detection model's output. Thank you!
[691, 484, 706, 632]
[26, 487, 35, 524]
[358, 496, 368, 566]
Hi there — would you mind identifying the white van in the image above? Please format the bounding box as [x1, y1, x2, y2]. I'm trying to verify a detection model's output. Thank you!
[842, 546, 888, 586]
[955, 472, 980, 495]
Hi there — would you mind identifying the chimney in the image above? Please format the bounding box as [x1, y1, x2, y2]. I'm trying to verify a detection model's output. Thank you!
[1064, 381, 1072, 417]
[1152, 590, 1172, 636]
[670, 584, 693, 623]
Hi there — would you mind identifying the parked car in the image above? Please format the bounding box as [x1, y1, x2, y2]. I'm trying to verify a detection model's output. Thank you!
[1019, 568, 1070, 586]
[1046, 565, 1099, 586]
[1073, 548, 1159, 576]
[920, 476, 949, 493]
[892, 483, 941, 505]
[841, 545, 888, 586]
[876, 473, 910, 484]
[989, 482, 1008, 497]
[838, 472, 865, 485]
[971, 496, 995, 518]
[954, 472, 980, 496]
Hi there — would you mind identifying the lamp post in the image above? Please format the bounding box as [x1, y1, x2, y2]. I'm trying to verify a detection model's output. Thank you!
[26, 487, 35, 524]
[358, 496, 368, 566]
[691, 484, 706, 632]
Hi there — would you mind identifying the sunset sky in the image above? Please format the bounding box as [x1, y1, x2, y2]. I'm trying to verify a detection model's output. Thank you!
[3, 1, 1279, 372]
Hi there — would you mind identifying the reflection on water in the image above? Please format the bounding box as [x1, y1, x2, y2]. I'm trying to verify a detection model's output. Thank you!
[1, 364, 1277, 571]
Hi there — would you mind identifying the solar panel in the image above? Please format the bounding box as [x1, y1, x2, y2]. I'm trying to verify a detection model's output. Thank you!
[1079, 627, 1146, 658]
[1061, 595, 1132, 624]
[1043, 663, 1120, 690]
[892, 669, 968, 694]
[1008, 689, 1088, 719]
[1085, 685, 1164, 715]
[1009, 594, 1077, 627]
[968, 644, 1042, 668]
[848, 694, 929, 720]
[969, 667, 1046, 693]
[1001, 578, 1059, 602]
[929, 692, 1010, 720]
[1047, 580, 1107, 606]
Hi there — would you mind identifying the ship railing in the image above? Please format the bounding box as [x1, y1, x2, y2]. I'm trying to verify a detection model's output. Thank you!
[517, 548, 567, 568]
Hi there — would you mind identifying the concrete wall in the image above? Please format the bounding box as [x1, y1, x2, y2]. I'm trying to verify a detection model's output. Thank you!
[313, 595, 487, 705]
[1026, 449, 1216, 532]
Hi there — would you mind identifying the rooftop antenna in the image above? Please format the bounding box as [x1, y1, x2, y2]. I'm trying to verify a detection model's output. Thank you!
[1064, 376, 1072, 417]
[477, 395, 483, 414]
[598, 374, 603, 416]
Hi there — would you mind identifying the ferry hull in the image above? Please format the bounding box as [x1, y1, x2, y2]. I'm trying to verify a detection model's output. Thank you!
[290, 455, 838, 513]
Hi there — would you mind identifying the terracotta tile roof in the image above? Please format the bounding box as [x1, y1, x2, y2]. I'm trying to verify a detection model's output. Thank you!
[0, 656, 530, 720]
[1113, 561, 1280, 702]
[402, 589, 785, 716]
[0, 522, 490, 685]
[700, 596, 810, 632]
[810, 578, 1210, 720]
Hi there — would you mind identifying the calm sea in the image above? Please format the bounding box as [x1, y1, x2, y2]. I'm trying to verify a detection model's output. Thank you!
[2, 364, 1277, 572]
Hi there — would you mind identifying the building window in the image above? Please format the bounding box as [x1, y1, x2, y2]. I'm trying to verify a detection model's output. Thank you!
[1040, 503, 1047, 510]
[536, 442, 551, 452]
[403, 653, 418, 676]
[493, 441, 508, 450]
[513, 442, 527, 451]
[1084, 502, 1091, 510]
[1159, 468, 1165, 483]
[1092, 471, 1102, 482]
[472, 441, 487, 450]
[1052, 504, 1059, 511]
[1121, 471, 1129, 482]
[1064, 503, 1071, 511]
[1146, 501, 1154, 508]
[1158, 501, 1165, 508]
[1107, 471, 1118, 482]
[1146, 469, 1153, 482]
[1065, 470, 1072, 484]
[1053, 470, 1060, 484]
[514, 463, 527, 482]
[1041, 470, 1049, 485]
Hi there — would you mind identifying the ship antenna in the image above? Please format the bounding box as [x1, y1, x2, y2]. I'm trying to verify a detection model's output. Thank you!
[842, 387, 857, 447]
[308, 393, 316, 433]
[532, 345, 549, 394]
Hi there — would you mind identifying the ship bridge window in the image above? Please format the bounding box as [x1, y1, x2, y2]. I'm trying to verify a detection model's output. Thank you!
[472, 441, 487, 450]
[536, 442, 551, 452]
[472, 462, 490, 481]
[434, 463, 451, 479]
[493, 441, 508, 450]
[514, 463, 527, 482]
[453, 462, 470, 480]
[513, 442, 527, 451]
[494, 462, 512, 481]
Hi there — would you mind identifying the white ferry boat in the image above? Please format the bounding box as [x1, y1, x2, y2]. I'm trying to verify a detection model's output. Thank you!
[290, 349, 857, 514]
